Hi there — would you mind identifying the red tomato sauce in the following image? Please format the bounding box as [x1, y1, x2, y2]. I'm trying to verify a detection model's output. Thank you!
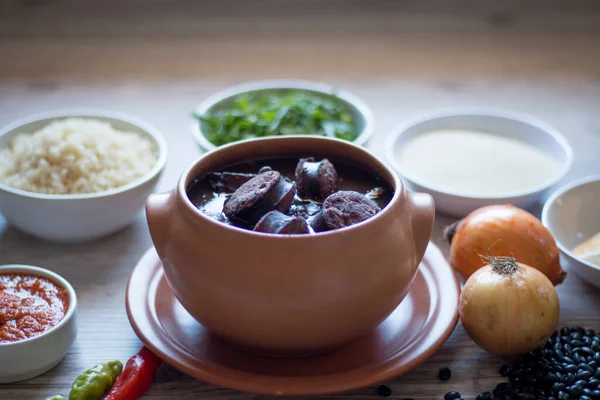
[0, 273, 70, 344]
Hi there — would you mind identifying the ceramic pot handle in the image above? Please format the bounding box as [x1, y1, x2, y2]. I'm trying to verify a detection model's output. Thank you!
[145, 191, 174, 260]
[406, 190, 435, 265]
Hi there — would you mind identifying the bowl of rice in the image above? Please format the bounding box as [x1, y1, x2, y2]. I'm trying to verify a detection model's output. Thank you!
[0, 110, 167, 242]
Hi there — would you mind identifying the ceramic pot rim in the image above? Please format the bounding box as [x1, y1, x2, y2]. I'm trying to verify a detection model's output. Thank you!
[176, 135, 403, 239]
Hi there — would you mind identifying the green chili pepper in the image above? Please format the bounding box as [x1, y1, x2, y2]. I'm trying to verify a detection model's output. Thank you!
[44, 396, 67, 400]
[69, 360, 123, 400]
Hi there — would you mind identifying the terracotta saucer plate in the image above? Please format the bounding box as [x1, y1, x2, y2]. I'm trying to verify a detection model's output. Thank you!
[126, 243, 460, 396]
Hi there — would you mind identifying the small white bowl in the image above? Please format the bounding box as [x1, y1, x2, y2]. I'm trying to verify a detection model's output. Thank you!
[191, 80, 374, 151]
[0, 264, 77, 383]
[542, 176, 600, 288]
[0, 110, 168, 243]
[386, 108, 573, 217]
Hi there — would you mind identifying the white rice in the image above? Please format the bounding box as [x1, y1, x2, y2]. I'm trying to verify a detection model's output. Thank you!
[0, 118, 158, 195]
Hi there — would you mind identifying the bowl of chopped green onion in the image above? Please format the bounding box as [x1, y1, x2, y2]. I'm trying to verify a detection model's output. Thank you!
[191, 80, 374, 151]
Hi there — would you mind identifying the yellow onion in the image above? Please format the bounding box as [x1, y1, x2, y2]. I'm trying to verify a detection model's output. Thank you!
[445, 205, 566, 285]
[459, 256, 559, 358]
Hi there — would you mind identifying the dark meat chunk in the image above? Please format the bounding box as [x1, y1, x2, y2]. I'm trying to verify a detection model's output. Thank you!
[295, 157, 338, 200]
[207, 172, 256, 193]
[309, 210, 329, 232]
[321, 191, 380, 229]
[223, 170, 296, 226]
[288, 200, 322, 219]
[254, 210, 310, 235]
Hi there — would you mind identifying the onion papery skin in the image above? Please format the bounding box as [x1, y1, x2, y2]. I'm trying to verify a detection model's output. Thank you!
[448, 205, 566, 285]
[459, 262, 560, 358]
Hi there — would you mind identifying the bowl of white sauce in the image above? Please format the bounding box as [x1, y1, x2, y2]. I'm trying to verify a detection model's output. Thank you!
[386, 109, 573, 217]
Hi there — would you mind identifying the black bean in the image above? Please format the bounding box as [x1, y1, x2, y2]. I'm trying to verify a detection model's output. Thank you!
[439, 367, 451, 381]
[553, 382, 566, 391]
[564, 343, 573, 355]
[571, 332, 583, 341]
[583, 364, 595, 373]
[509, 375, 522, 385]
[516, 393, 535, 400]
[499, 364, 512, 377]
[476, 392, 491, 400]
[482, 327, 600, 400]
[575, 379, 589, 387]
[444, 391, 461, 400]
[581, 396, 592, 400]
[376, 385, 392, 397]
[570, 385, 583, 397]
[577, 370, 593, 380]
[557, 391, 569, 400]
[520, 385, 535, 394]
[563, 364, 577, 373]
[562, 356, 575, 364]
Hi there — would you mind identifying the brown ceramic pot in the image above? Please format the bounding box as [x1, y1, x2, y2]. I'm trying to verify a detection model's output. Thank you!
[146, 136, 434, 357]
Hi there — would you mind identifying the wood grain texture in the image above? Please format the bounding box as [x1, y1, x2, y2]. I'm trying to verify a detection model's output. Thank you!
[1, 1, 600, 399]
[1, 0, 600, 79]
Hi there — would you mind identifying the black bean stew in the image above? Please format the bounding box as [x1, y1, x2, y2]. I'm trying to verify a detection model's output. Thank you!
[187, 157, 394, 234]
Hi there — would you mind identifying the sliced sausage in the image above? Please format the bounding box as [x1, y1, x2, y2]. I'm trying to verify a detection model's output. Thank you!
[254, 210, 310, 235]
[321, 190, 380, 229]
[309, 210, 329, 232]
[223, 170, 296, 226]
[295, 157, 338, 201]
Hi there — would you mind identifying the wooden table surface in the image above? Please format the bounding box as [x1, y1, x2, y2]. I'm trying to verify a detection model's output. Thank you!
[1, 1, 600, 399]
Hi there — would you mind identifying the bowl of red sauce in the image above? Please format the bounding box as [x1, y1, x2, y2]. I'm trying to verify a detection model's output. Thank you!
[0, 264, 77, 383]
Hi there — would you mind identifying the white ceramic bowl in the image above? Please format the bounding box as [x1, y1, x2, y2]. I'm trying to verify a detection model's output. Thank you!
[542, 176, 600, 288]
[191, 80, 374, 151]
[0, 264, 77, 383]
[0, 110, 168, 243]
[386, 109, 573, 217]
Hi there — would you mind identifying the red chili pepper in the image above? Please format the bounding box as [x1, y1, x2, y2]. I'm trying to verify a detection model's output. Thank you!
[103, 346, 162, 400]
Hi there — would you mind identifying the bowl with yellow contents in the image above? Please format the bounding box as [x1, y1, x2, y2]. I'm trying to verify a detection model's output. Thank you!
[542, 176, 600, 288]
[0, 264, 78, 383]
[386, 109, 573, 217]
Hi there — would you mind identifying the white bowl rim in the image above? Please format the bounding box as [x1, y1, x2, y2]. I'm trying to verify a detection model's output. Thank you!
[0, 264, 77, 347]
[0, 109, 168, 200]
[385, 107, 574, 200]
[541, 175, 600, 273]
[190, 79, 375, 151]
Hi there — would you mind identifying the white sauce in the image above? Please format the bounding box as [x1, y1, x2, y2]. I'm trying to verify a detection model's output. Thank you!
[396, 129, 560, 196]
